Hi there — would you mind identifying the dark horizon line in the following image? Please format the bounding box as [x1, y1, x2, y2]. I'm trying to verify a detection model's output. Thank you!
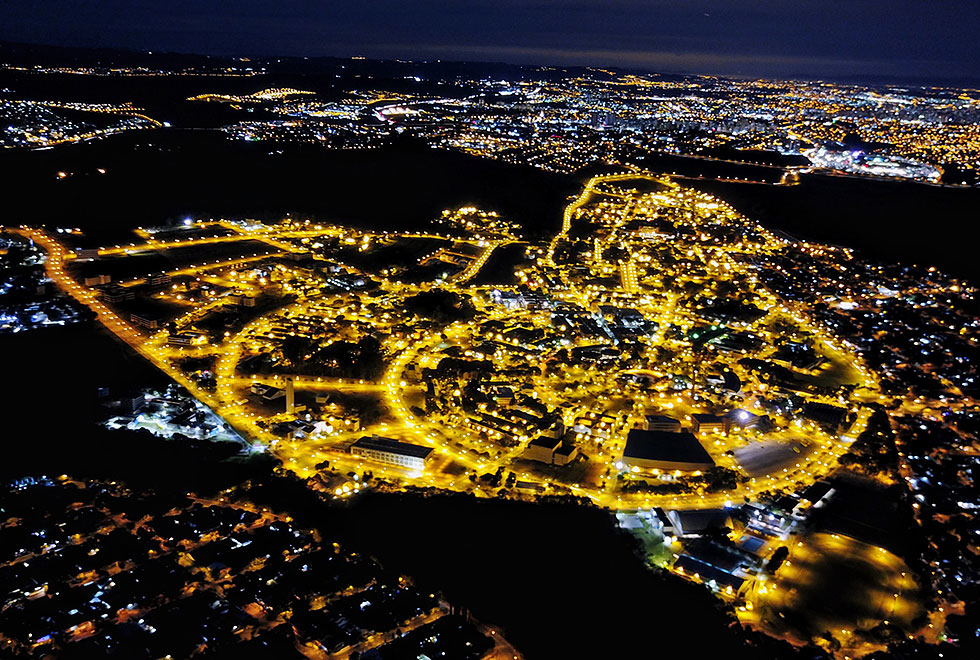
[3, 37, 980, 91]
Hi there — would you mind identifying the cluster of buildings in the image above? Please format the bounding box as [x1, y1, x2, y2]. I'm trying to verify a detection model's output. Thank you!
[26, 169, 883, 512]
[894, 415, 980, 624]
[747, 240, 979, 400]
[0, 98, 160, 148]
[0, 297, 88, 335]
[342, 175, 875, 501]
[0, 477, 501, 659]
[190, 69, 980, 184]
[103, 385, 249, 449]
[2, 62, 264, 77]
[805, 147, 941, 180]
[5, 51, 980, 183]
[0, 234, 90, 333]
[619, 474, 864, 607]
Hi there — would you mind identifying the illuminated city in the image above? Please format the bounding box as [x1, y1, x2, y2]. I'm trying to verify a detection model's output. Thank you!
[2, 5, 980, 660]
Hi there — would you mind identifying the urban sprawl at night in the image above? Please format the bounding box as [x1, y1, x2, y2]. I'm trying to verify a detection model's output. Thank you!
[1, 17, 979, 660]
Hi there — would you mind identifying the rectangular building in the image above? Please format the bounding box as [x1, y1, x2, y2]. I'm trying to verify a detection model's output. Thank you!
[553, 443, 578, 466]
[84, 274, 111, 286]
[168, 332, 205, 347]
[101, 284, 134, 302]
[802, 402, 847, 430]
[350, 436, 433, 471]
[691, 414, 726, 436]
[147, 273, 173, 287]
[130, 313, 159, 330]
[621, 429, 715, 473]
[523, 435, 561, 463]
[643, 414, 682, 433]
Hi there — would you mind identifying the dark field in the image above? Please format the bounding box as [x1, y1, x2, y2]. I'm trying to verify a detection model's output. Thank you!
[0, 130, 578, 245]
[0, 322, 271, 488]
[323, 491, 752, 660]
[690, 174, 980, 284]
[68, 239, 278, 281]
[4, 128, 977, 285]
[469, 242, 526, 286]
[635, 150, 786, 183]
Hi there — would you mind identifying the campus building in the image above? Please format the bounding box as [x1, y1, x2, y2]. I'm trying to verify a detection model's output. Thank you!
[350, 435, 434, 471]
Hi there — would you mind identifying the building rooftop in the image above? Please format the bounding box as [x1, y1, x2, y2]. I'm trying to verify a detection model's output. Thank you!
[668, 509, 732, 535]
[527, 435, 561, 450]
[800, 480, 833, 504]
[554, 443, 576, 456]
[674, 555, 745, 592]
[622, 429, 714, 466]
[351, 436, 434, 460]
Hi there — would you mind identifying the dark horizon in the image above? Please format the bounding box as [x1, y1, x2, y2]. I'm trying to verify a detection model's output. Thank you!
[3, 38, 980, 92]
[1, 1, 978, 85]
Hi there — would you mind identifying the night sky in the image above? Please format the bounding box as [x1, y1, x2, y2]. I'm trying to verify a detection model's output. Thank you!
[1, 1, 978, 82]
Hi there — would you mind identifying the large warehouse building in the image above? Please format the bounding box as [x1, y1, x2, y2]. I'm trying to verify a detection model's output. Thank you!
[621, 429, 715, 472]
